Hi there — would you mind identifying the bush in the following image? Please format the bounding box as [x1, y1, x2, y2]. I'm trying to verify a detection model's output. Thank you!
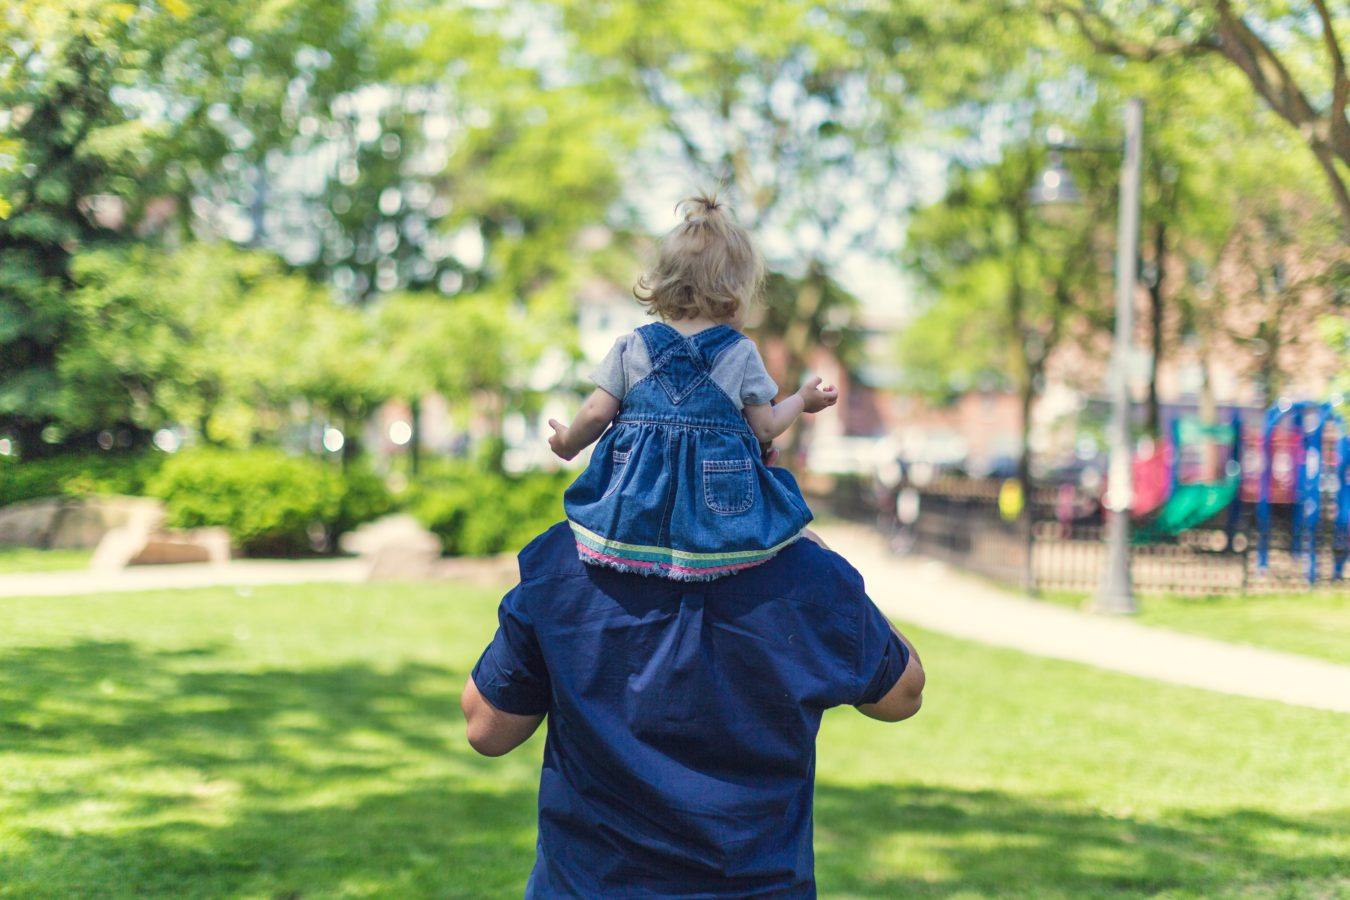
[146, 448, 393, 556]
[0, 452, 165, 508]
[407, 461, 570, 556]
[334, 462, 397, 536]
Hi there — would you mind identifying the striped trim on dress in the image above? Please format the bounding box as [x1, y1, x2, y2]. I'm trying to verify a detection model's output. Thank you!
[568, 520, 803, 580]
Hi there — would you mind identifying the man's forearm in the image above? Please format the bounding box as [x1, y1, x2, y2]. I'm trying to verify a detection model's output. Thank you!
[461, 676, 546, 757]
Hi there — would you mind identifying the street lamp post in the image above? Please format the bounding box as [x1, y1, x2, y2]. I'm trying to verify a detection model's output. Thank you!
[1094, 98, 1144, 615]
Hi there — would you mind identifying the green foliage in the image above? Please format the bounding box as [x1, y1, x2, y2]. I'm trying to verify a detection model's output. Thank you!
[901, 140, 1105, 402]
[59, 242, 393, 448]
[406, 460, 570, 556]
[146, 448, 389, 555]
[0, 0, 374, 456]
[333, 462, 397, 538]
[0, 452, 165, 508]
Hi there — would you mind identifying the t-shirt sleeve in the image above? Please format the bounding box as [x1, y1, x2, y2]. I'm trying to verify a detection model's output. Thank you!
[470, 585, 552, 716]
[739, 343, 779, 407]
[854, 597, 909, 706]
[588, 335, 630, 401]
[825, 553, 908, 707]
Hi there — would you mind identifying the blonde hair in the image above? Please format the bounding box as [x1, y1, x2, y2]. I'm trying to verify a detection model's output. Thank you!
[634, 192, 764, 321]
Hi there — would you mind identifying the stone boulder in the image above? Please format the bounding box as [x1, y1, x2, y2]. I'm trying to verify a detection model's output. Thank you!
[339, 513, 442, 580]
[0, 496, 164, 549]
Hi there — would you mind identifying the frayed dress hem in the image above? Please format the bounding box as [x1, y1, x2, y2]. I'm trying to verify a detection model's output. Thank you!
[570, 524, 805, 582]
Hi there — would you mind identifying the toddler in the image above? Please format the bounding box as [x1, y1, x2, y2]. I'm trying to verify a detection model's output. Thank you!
[547, 193, 838, 580]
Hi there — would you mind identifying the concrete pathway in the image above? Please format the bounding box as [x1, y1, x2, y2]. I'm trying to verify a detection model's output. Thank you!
[0, 558, 371, 598]
[817, 523, 1350, 714]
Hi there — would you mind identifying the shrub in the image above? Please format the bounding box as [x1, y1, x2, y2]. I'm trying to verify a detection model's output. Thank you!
[0, 452, 164, 508]
[407, 461, 570, 556]
[334, 462, 397, 536]
[146, 448, 393, 556]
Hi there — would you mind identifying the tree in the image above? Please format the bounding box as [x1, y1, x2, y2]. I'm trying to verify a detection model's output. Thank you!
[57, 242, 370, 450]
[902, 138, 1110, 511]
[1043, 0, 1350, 230]
[0, 0, 373, 457]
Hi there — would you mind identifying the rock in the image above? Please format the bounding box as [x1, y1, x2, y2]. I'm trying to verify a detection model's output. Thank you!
[339, 514, 441, 580]
[91, 520, 232, 571]
[0, 495, 164, 551]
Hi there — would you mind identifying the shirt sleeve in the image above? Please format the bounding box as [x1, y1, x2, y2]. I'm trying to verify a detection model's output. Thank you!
[739, 343, 779, 407]
[588, 335, 630, 401]
[470, 585, 552, 716]
[854, 597, 909, 706]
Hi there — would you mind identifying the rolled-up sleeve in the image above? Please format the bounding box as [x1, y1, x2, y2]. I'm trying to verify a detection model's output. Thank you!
[855, 598, 909, 706]
[471, 585, 552, 716]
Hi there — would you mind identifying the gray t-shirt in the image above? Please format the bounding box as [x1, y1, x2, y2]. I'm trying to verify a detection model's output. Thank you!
[589, 329, 779, 409]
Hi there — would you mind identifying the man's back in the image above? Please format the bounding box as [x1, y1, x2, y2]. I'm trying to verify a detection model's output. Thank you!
[470, 523, 910, 897]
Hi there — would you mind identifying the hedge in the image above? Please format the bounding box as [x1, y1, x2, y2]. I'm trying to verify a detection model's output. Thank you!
[407, 460, 570, 556]
[146, 448, 392, 556]
[0, 452, 165, 508]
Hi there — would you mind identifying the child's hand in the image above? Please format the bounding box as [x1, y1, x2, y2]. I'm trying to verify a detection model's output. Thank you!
[798, 376, 839, 414]
[547, 419, 576, 460]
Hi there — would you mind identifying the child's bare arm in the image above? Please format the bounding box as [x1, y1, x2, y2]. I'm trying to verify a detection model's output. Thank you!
[743, 376, 838, 443]
[548, 388, 621, 461]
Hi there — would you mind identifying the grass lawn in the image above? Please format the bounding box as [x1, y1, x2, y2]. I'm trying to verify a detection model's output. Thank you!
[1, 581, 1347, 898]
[1041, 589, 1350, 664]
[0, 545, 92, 574]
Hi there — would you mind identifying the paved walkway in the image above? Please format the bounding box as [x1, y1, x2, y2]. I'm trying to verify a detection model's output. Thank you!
[0, 558, 371, 598]
[817, 523, 1350, 714]
[8, 530, 1349, 713]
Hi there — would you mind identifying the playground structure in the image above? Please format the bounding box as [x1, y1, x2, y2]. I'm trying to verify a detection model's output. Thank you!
[1129, 414, 1242, 544]
[1255, 400, 1350, 584]
[1124, 398, 1349, 585]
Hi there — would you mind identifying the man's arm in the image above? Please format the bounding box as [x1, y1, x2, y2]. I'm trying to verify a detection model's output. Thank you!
[857, 623, 925, 722]
[461, 676, 546, 757]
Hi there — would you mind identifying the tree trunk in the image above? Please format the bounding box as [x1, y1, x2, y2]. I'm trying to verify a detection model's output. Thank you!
[1017, 368, 1037, 594]
[409, 396, 422, 477]
[1145, 221, 1166, 437]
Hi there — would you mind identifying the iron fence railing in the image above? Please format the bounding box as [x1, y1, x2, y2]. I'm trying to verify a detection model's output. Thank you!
[891, 478, 1347, 596]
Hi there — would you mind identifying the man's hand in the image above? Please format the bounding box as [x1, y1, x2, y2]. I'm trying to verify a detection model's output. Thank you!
[548, 419, 575, 460]
[798, 376, 838, 414]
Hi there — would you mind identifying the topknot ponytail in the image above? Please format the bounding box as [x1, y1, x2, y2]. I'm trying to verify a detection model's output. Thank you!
[636, 191, 763, 321]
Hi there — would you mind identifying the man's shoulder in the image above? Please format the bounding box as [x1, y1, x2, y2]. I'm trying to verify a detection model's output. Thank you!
[516, 521, 586, 581]
[728, 537, 868, 609]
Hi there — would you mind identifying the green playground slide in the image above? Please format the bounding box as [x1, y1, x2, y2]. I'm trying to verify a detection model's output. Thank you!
[1133, 477, 1240, 543]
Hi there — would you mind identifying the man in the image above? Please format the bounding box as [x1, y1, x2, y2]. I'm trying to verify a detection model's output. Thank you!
[461, 521, 925, 897]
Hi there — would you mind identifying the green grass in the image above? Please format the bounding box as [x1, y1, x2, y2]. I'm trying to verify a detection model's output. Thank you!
[1041, 589, 1350, 664]
[0, 545, 92, 574]
[0, 582, 1346, 898]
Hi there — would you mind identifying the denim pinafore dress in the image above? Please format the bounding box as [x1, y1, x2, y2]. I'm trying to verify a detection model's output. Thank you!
[564, 322, 813, 580]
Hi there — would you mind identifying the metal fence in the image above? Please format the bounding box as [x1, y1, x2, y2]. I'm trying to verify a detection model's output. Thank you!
[897, 478, 1347, 596]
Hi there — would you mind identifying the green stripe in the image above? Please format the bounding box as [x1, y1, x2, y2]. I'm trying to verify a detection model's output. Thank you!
[568, 520, 800, 565]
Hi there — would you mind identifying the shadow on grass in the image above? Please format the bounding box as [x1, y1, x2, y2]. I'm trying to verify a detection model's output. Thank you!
[0, 639, 539, 896]
[2, 640, 1346, 897]
[814, 782, 1349, 897]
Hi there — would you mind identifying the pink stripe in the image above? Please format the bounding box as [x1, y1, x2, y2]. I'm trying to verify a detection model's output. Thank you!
[666, 558, 765, 576]
[576, 540, 767, 576]
[577, 543, 659, 569]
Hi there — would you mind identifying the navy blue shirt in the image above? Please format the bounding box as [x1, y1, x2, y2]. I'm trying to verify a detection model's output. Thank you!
[471, 522, 908, 898]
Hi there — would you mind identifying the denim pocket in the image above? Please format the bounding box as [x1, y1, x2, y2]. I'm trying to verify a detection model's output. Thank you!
[703, 458, 754, 515]
[602, 449, 630, 499]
